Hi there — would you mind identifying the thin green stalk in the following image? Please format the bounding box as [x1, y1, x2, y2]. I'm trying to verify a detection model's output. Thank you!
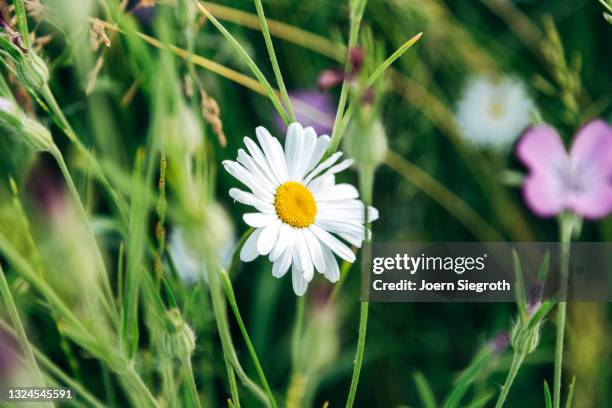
[291, 295, 306, 372]
[494, 352, 526, 408]
[252, 0, 296, 122]
[209, 263, 268, 406]
[221, 271, 277, 408]
[327, 0, 368, 155]
[0, 266, 50, 404]
[50, 145, 119, 326]
[553, 215, 574, 408]
[122, 366, 160, 407]
[182, 356, 202, 408]
[39, 84, 129, 220]
[346, 166, 374, 408]
[338, 32, 423, 136]
[346, 301, 369, 408]
[192, 0, 290, 124]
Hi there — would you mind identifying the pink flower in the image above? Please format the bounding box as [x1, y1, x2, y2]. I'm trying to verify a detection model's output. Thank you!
[516, 120, 612, 219]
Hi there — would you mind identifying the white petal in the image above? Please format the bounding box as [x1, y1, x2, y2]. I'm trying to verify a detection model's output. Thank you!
[269, 223, 295, 261]
[229, 188, 274, 213]
[309, 224, 356, 263]
[256, 126, 288, 183]
[302, 227, 326, 275]
[244, 137, 281, 186]
[240, 229, 262, 262]
[257, 219, 281, 255]
[303, 152, 343, 184]
[308, 158, 353, 186]
[272, 246, 292, 278]
[321, 245, 340, 283]
[295, 231, 314, 281]
[291, 253, 309, 296]
[285, 123, 304, 180]
[305, 134, 331, 174]
[293, 127, 317, 179]
[243, 213, 277, 228]
[314, 184, 359, 202]
[223, 160, 274, 201]
[237, 149, 277, 190]
[315, 219, 366, 247]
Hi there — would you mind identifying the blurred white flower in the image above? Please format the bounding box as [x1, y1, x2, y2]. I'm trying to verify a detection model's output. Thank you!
[169, 204, 235, 284]
[456, 75, 534, 151]
[224, 123, 378, 296]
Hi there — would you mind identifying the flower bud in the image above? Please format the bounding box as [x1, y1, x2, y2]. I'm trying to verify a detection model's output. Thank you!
[21, 117, 54, 151]
[0, 97, 53, 151]
[343, 114, 388, 171]
[16, 53, 49, 90]
[511, 319, 542, 355]
[159, 309, 196, 359]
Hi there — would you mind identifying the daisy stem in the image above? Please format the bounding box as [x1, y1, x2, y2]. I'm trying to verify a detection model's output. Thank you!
[346, 167, 374, 408]
[252, 0, 296, 122]
[553, 214, 574, 408]
[291, 296, 306, 372]
[221, 271, 278, 408]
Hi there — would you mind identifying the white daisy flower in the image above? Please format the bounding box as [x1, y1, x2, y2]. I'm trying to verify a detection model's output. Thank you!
[224, 123, 379, 296]
[169, 230, 235, 284]
[455, 75, 534, 151]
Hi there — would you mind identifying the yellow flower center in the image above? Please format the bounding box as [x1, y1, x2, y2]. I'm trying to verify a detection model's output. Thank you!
[274, 182, 317, 228]
[488, 99, 506, 119]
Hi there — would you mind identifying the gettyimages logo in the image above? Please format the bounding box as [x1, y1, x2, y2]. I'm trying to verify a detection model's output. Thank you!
[372, 253, 488, 275]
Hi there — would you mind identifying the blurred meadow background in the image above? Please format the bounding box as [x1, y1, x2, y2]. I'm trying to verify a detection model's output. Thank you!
[0, 0, 611, 407]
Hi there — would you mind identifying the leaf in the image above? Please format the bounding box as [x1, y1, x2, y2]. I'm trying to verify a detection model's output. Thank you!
[543, 380, 552, 408]
[443, 349, 491, 408]
[413, 371, 437, 408]
[513, 249, 527, 321]
[565, 376, 576, 408]
[465, 391, 495, 408]
[537, 251, 551, 284]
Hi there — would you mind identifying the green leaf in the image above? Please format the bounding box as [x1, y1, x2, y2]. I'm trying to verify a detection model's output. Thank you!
[513, 249, 527, 321]
[413, 372, 437, 408]
[544, 380, 553, 408]
[565, 376, 576, 408]
[465, 391, 495, 408]
[538, 251, 551, 284]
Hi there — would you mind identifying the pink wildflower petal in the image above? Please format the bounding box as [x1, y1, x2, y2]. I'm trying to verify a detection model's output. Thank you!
[516, 125, 568, 173]
[516, 125, 569, 217]
[566, 120, 612, 218]
[569, 120, 612, 180]
[522, 172, 566, 217]
[567, 183, 612, 219]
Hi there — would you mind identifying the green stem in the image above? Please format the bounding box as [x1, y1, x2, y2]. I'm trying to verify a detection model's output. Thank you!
[192, 0, 290, 125]
[50, 145, 119, 326]
[346, 301, 369, 408]
[252, 0, 296, 122]
[494, 352, 526, 408]
[182, 356, 202, 408]
[327, 0, 368, 155]
[221, 271, 277, 408]
[553, 215, 573, 408]
[346, 165, 374, 407]
[39, 84, 129, 220]
[291, 295, 306, 372]
[0, 266, 50, 405]
[209, 264, 268, 406]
